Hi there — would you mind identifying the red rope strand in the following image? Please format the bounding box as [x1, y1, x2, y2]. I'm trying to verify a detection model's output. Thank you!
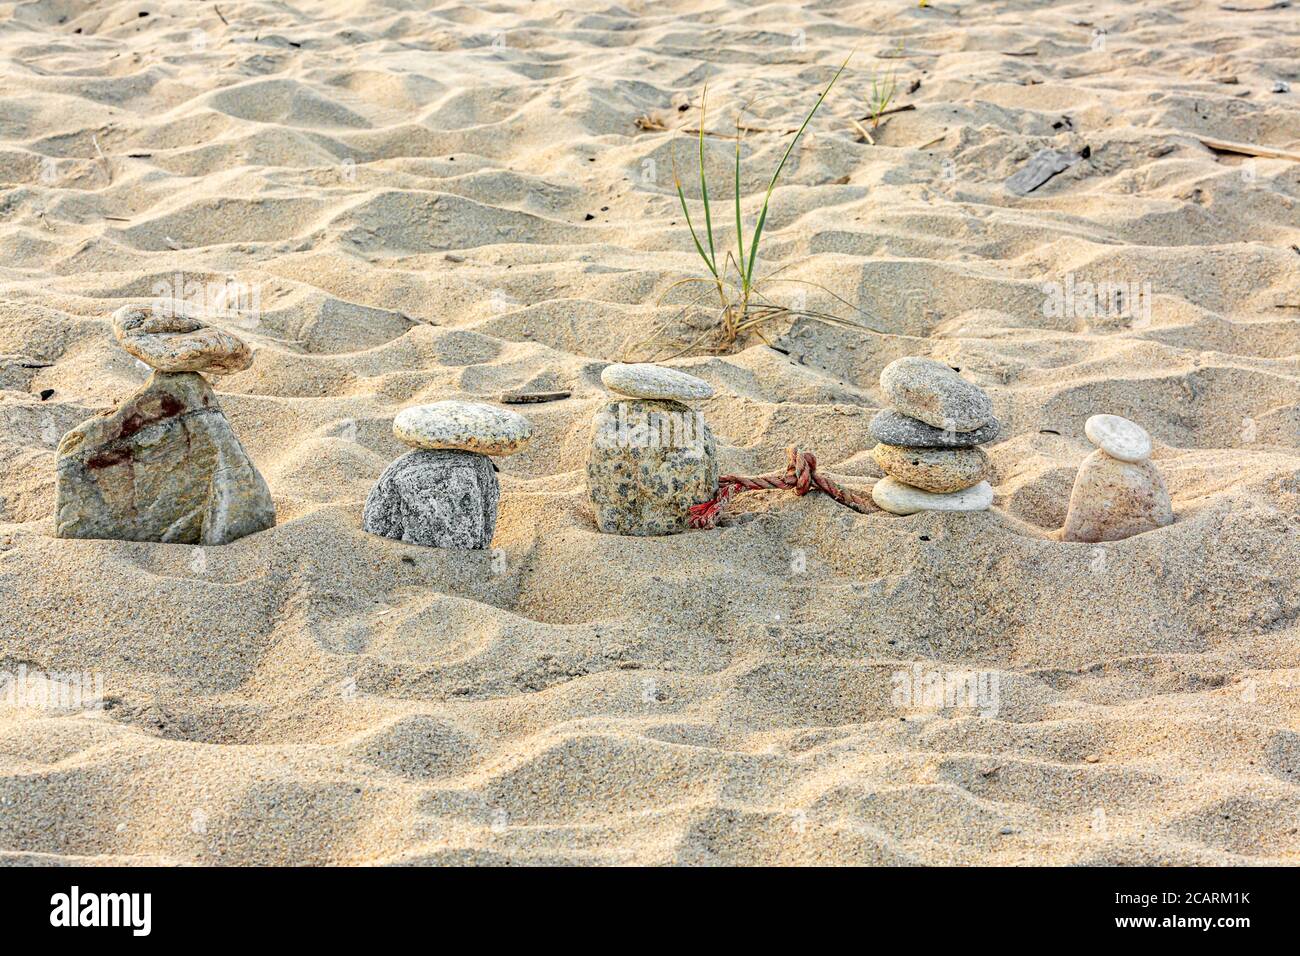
[689, 446, 873, 529]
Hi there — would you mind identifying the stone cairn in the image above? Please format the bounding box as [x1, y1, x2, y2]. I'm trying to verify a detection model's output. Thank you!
[1063, 414, 1173, 542]
[55, 305, 275, 545]
[587, 363, 718, 535]
[869, 357, 999, 515]
[364, 400, 531, 549]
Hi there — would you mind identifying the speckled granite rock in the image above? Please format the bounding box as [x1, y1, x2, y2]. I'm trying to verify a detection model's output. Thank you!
[1084, 414, 1151, 463]
[55, 371, 275, 544]
[871, 477, 993, 515]
[1062, 449, 1172, 542]
[879, 357, 993, 432]
[872, 443, 990, 493]
[393, 400, 531, 456]
[364, 449, 500, 549]
[112, 304, 252, 374]
[869, 409, 1001, 448]
[600, 363, 714, 401]
[587, 399, 718, 535]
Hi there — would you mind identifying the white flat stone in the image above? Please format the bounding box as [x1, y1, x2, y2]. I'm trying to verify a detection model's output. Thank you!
[600, 363, 713, 401]
[871, 477, 993, 515]
[393, 400, 532, 456]
[1084, 414, 1151, 462]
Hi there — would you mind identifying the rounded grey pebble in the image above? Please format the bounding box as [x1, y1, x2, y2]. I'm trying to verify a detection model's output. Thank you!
[363, 449, 500, 549]
[393, 400, 531, 456]
[879, 357, 994, 432]
[870, 409, 1001, 448]
[600, 363, 714, 402]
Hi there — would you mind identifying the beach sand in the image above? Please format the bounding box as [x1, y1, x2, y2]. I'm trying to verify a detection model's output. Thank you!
[0, 0, 1297, 865]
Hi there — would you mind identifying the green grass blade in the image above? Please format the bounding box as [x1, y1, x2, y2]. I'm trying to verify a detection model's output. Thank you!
[698, 85, 716, 270]
[672, 148, 718, 279]
[734, 118, 746, 290]
[743, 53, 852, 288]
[748, 205, 769, 287]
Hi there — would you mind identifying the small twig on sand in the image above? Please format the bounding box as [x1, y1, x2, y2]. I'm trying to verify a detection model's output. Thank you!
[1220, 1, 1290, 10]
[499, 390, 571, 404]
[850, 118, 875, 144]
[214, 4, 230, 25]
[854, 103, 916, 123]
[681, 124, 798, 137]
[92, 135, 111, 184]
[1199, 136, 1300, 162]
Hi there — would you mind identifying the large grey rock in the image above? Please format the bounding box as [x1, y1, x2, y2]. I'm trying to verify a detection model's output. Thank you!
[869, 409, 1001, 448]
[55, 371, 275, 544]
[112, 304, 252, 374]
[587, 399, 718, 536]
[879, 357, 993, 432]
[1062, 449, 1173, 543]
[363, 449, 500, 549]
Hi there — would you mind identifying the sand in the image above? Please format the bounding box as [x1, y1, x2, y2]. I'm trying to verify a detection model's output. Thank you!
[0, 0, 1297, 866]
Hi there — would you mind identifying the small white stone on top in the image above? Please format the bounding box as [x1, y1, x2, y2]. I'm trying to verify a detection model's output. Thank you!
[1084, 414, 1152, 463]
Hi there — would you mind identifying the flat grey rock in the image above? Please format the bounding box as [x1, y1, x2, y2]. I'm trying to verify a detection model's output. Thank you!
[1005, 147, 1087, 195]
[55, 371, 275, 544]
[364, 449, 499, 549]
[879, 357, 993, 432]
[393, 400, 531, 456]
[600, 363, 714, 401]
[869, 408, 1001, 447]
[587, 399, 717, 535]
[871, 477, 993, 515]
[112, 304, 252, 374]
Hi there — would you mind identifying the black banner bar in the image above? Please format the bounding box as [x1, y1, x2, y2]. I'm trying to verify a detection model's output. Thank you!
[0, 866, 1285, 942]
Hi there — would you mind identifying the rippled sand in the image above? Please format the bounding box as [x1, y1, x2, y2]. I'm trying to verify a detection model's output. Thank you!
[0, 0, 1297, 865]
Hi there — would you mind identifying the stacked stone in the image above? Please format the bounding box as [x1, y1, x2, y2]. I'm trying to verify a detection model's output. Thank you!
[868, 357, 999, 515]
[1063, 414, 1172, 542]
[55, 305, 275, 545]
[363, 400, 531, 549]
[587, 363, 718, 536]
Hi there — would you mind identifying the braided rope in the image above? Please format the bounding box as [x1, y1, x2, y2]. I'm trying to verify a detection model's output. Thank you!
[689, 446, 873, 529]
